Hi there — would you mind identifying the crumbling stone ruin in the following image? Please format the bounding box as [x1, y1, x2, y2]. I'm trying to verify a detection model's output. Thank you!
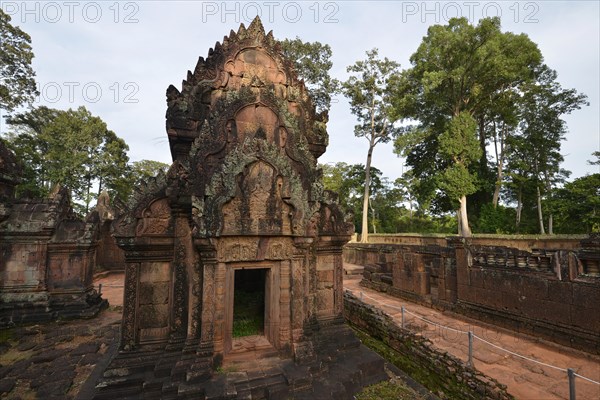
[94, 17, 387, 398]
[346, 235, 600, 354]
[0, 140, 107, 326]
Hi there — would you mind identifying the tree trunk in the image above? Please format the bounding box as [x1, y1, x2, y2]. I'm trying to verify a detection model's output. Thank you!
[360, 143, 375, 243]
[492, 122, 504, 208]
[536, 185, 546, 234]
[544, 174, 553, 235]
[478, 116, 488, 174]
[85, 176, 91, 215]
[516, 188, 522, 231]
[370, 199, 377, 234]
[458, 195, 472, 237]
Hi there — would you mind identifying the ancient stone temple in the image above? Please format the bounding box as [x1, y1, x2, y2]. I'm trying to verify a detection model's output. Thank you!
[96, 17, 386, 399]
[0, 140, 107, 326]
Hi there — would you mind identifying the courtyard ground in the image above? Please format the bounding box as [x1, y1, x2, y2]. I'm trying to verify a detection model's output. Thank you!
[0, 270, 598, 399]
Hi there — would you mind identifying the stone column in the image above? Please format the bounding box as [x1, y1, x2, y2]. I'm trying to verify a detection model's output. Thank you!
[448, 236, 471, 302]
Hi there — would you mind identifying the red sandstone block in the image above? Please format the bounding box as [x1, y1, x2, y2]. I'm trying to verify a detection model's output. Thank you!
[457, 284, 475, 302]
[317, 270, 334, 282]
[572, 284, 600, 307]
[498, 273, 522, 294]
[570, 304, 600, 332]
[519, 275, 549, 299]
[501, 291, 524, 313]
[525, 298, 570, 323]
[546, 280, 573, 304]
[469, 269, 485, 288]
[474, 286, 503, 308]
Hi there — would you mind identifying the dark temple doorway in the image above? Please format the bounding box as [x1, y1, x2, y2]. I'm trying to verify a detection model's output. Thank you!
[233, 268, 266, 338]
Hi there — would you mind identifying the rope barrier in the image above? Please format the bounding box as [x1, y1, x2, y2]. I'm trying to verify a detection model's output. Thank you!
[573, 373, 600, 386]
[403, 308, 469, 335]
[345, 288, 600, 386]
[472, 333, 567, 373]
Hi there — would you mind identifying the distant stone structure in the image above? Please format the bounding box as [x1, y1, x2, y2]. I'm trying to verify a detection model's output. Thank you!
[95, 17, 386, 398]
[94, 191, 126, 273]
[346, 234, 600, 354]
[0, 140, 107, 326]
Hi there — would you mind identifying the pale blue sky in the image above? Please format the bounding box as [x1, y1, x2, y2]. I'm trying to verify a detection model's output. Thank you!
[1, 0, 598, 182]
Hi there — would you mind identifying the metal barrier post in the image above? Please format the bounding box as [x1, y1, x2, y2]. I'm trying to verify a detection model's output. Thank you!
[401, 306, 405, 329]
[98, 283, 102, 295]
[568, 368, 576, 400]
[467, 331, 474, 368]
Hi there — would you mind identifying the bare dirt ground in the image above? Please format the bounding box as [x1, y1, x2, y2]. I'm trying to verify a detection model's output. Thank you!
[344, 273, 600, 400]
[2, 270, 598, 399]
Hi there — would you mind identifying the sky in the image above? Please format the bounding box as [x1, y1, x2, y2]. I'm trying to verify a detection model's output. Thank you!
[1, 0, 599, 183]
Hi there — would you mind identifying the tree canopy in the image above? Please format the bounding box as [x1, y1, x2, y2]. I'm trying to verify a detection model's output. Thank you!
[341, 48, 401, 241]
[4, 106, 130, 214]
[0, 9, 38, 112]
[279, 37, 338, 114]
[392, 17, 587, 235]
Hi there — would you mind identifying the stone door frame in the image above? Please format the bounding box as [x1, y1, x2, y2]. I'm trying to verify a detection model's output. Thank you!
[223, 261, 281, 354]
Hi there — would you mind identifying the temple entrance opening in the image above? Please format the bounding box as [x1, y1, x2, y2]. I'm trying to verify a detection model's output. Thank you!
[233, 268, 266, 338]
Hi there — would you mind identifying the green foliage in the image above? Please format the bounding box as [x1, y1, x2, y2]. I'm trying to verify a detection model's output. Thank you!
[356, 380, 425, 400]
[392, 17, 588, 235]
[321, 163, 457, 234]
[351, 327, 474, 399]
[342, 48, 401, 143]
[342, 48, 402, 241]
[4, 106, 130, 214]
[474, 204, 516, 234]
[279, 37, 339, 113]
[504, 65, 587, 233]
[232, 290, 264, 338]
[438, 164, 477, 204]
[438, 112, 481, 166]
[0, 9, 38, 112]
[550, 174, 600, 233]
[321, 162, 384, 232]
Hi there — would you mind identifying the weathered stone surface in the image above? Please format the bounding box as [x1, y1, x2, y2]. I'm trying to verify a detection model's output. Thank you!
[346, 235, 600, 354]
[92, 16, 385, 398]
[0, 182, 108, 326]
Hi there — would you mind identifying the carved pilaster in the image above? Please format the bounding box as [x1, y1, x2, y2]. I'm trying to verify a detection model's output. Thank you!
[121, 262, 139, 350]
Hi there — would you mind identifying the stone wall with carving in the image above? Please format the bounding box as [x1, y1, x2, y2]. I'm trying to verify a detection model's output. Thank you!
[0, 185, 106, 326]
[108, 18, 354, 374]
[345, 235, 600, 354]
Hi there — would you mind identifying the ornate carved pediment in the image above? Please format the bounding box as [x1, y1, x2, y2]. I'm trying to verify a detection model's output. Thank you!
[136, 199, 172, 236]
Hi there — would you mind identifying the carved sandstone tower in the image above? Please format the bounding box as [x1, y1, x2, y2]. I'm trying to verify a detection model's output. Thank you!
[98, 17, 386, 398]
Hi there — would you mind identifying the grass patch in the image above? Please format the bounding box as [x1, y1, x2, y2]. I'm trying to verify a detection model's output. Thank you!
[356, 380, 426, 400]
[0, 328, 15, 344]
[352, 326, 467, 399]
[233, 290, 264, 338]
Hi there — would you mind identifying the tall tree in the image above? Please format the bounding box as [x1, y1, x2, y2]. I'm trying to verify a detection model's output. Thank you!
[510, 65, 587, 234]
[129, 159, 170, 187]
[437, 112, 482, 236]
[550, 174, 600, 234]
[391, 17, 589, 235]
[3, 106, 59, 197]
[279, 37, 339, 114]
[321, 162, 384, 231]
[4, 106, 130, 214]
[341, 48, 401, 242]
[0, 9, 38, 112]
